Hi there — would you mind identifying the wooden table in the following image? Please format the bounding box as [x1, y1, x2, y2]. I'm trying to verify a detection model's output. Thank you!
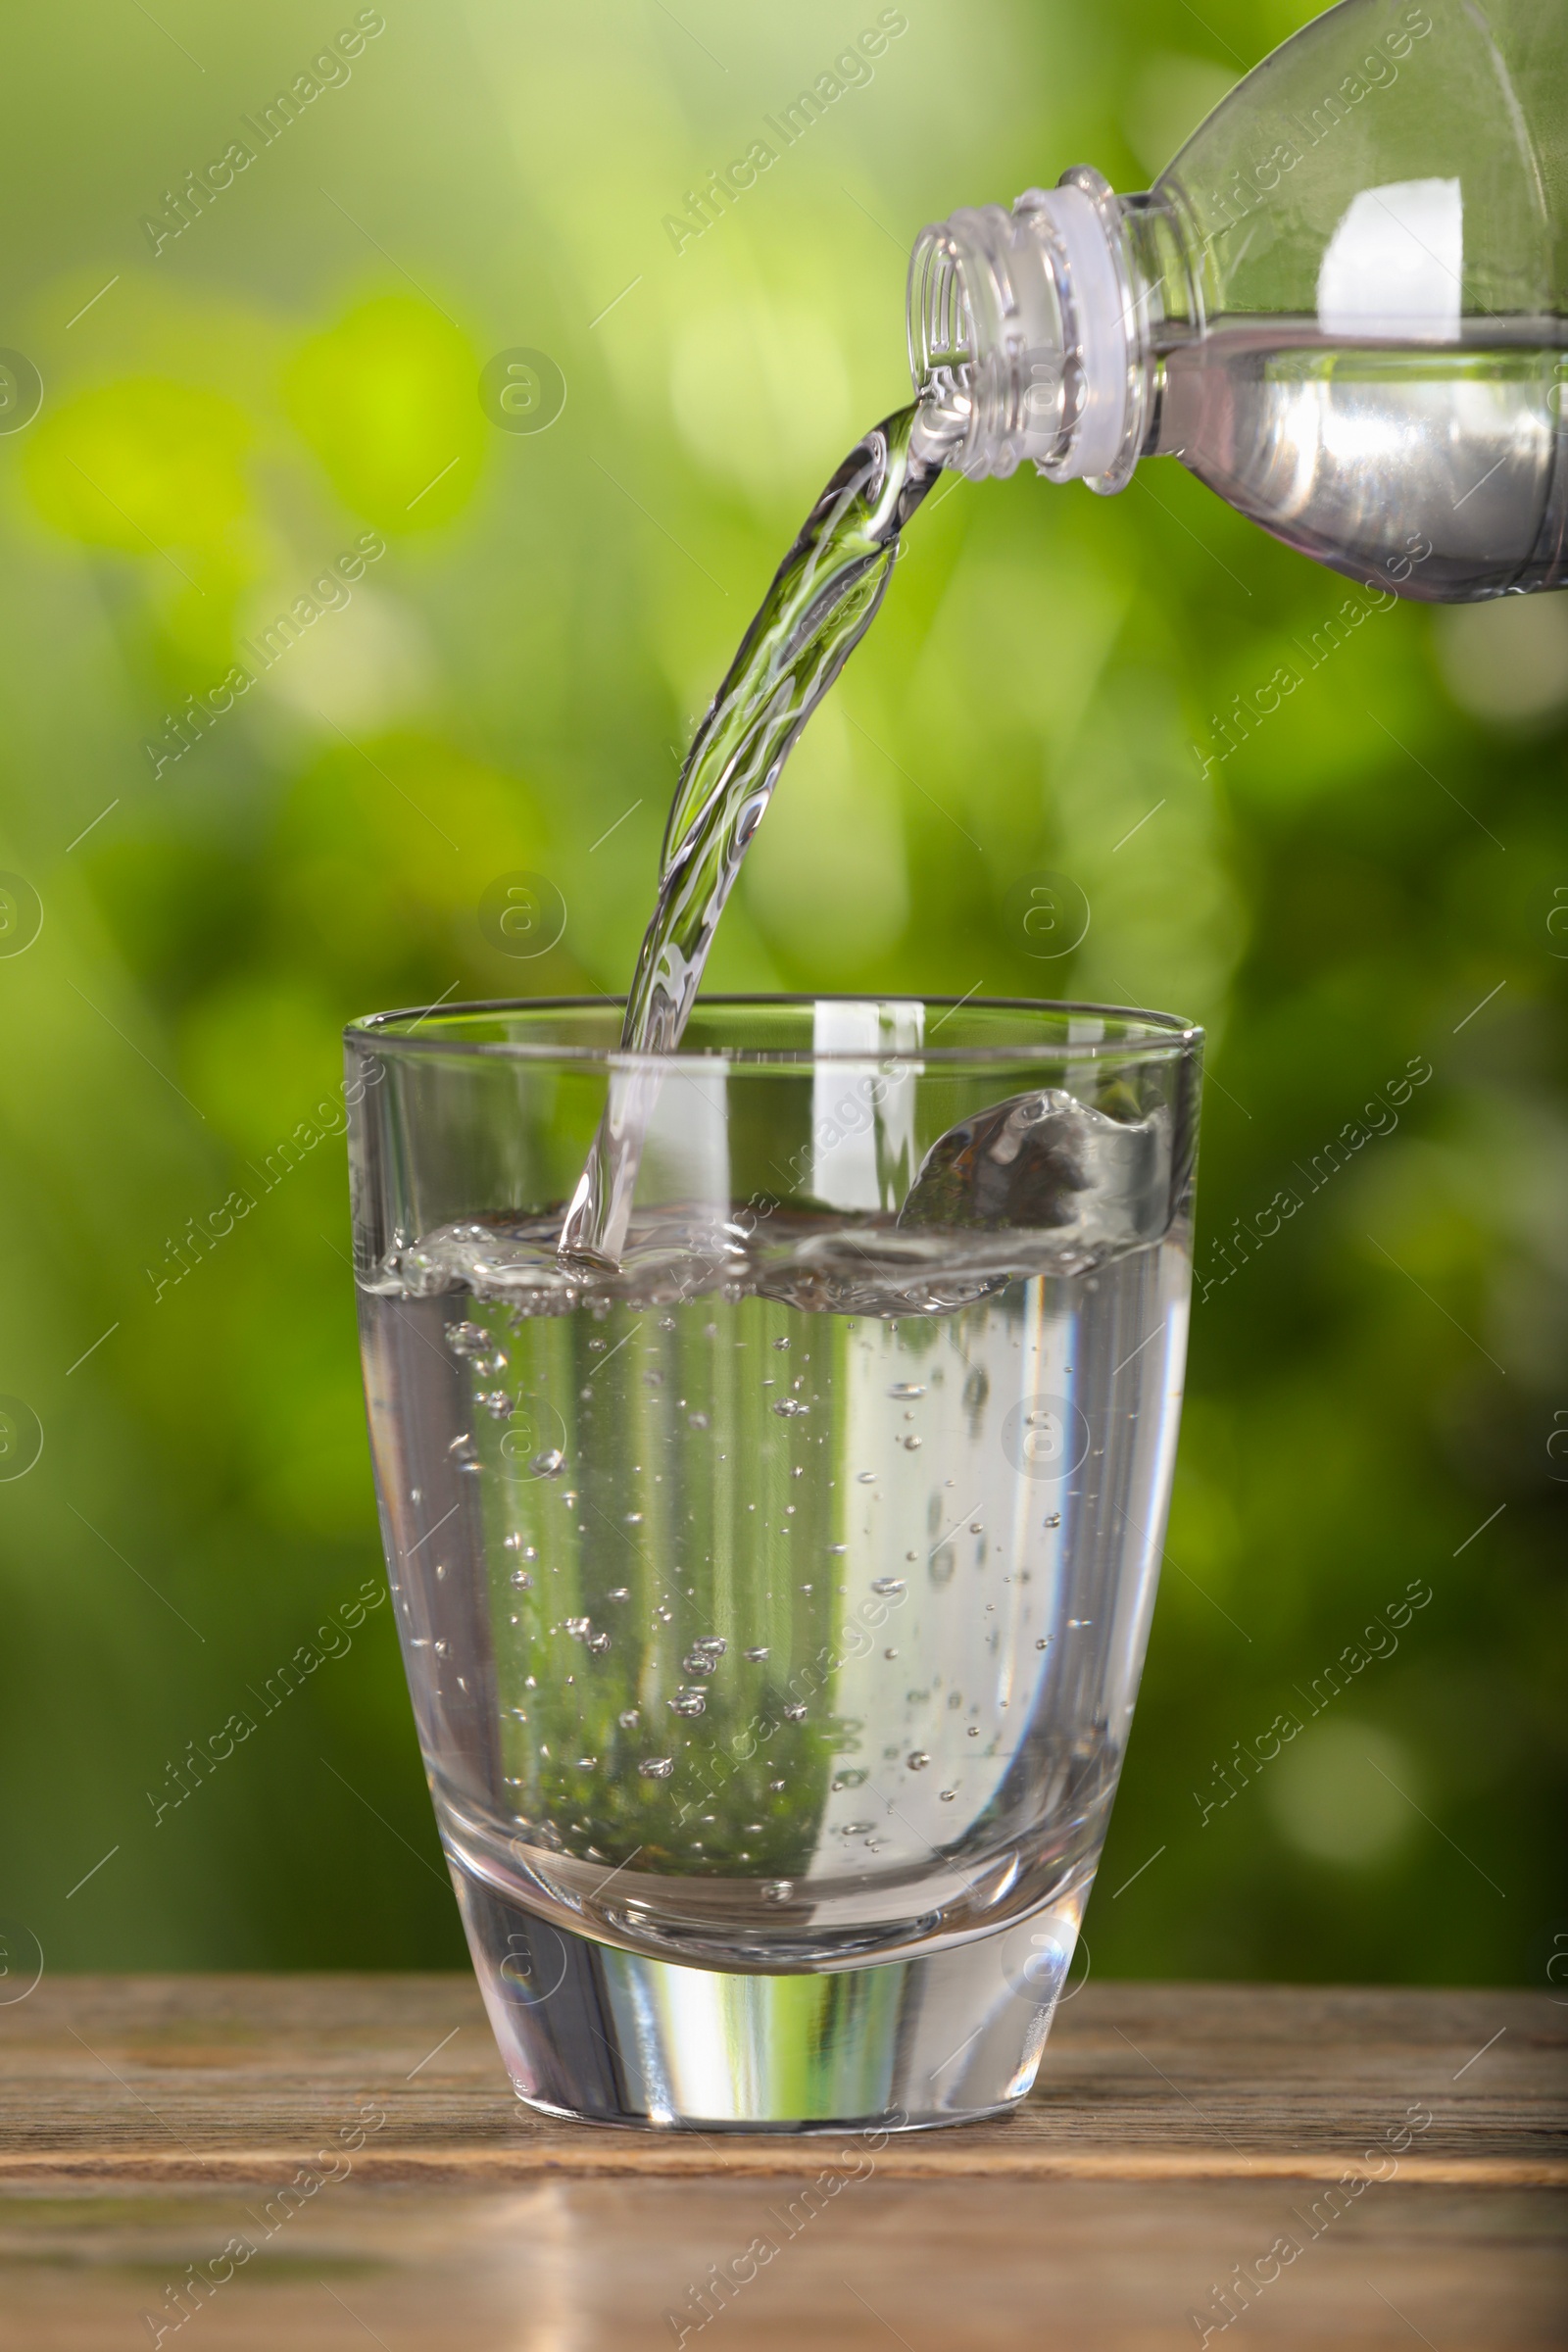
[1, 1976, 1562, 2348]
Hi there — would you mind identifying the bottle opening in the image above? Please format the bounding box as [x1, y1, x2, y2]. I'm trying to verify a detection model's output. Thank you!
[906, 173, 1146, 491]
[906, 223, 980, 469]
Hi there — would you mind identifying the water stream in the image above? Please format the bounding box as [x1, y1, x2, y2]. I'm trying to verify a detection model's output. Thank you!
[559, 398, 954, 1265]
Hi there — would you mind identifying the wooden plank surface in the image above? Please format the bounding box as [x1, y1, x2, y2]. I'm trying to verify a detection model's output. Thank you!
[0, 1977, 1563, 2349]
[2, 1975, 1560, 2181]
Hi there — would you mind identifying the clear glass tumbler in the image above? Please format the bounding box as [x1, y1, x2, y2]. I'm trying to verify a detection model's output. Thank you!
[346, 996, 1201, 2130]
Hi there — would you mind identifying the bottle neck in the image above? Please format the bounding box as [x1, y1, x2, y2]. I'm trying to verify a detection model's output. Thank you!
[906, 169, 1192, 493]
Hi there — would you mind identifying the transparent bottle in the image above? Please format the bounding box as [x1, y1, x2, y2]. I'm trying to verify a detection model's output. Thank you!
[906, 0, 1566, 600]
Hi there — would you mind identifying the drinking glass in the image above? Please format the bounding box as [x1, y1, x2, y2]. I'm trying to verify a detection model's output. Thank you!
[346, 996, 1201, 2130]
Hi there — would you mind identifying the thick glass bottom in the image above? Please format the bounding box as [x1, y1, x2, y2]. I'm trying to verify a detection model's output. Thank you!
[452, 1858, 1085, 2130]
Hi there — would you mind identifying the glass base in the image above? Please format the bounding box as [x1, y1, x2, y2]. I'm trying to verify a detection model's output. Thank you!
[452, 1860, 1083, 2131]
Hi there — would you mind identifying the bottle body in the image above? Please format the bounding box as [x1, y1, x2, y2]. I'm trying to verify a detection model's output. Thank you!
[1159, 321, 1564, 600]
[907, 0, 1567, 600]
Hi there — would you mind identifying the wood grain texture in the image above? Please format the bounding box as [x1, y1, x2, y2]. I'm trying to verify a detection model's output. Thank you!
[0, 1979, 1562, 2350]
[0, 1975, 1560, 2181]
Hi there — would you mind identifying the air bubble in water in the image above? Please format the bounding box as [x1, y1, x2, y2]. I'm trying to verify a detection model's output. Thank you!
[744, 1645, 770, 1662]
[564, 1616, 591, 1641]
[639, 1756, 674, 1780]
[531, 1448, 565, 1478]
[902, 1435, 922, 1450]
[887, 1383, 925, 1398]
[831, 1769, 867, 1791]
[1036, 1637, 1050, 1650]
[587, 1631, 612, 1655]
[618, 1708, 640, 1729]
[1044, 1513, 1061, 1529]
[772, 1398, 808, 1419]
[668, 1690, 707, 1716]
[940, 1788, 956, 1802]
[857, 1471, 876, 1484]
[906, 1751, 930, 1771]
[607, 1587, 630, 1602]
[681, 1650, 718, 1678]
[761, 1880, 792, 1902]
[772, 1337, 790, 1351]
[870, 1577, 906, 1598]
[783, 1701, 807, 1721]
[688, 1411, 710, 1429]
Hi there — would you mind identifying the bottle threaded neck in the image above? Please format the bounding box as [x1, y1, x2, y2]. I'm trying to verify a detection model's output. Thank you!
[907, 170, 1152, 493]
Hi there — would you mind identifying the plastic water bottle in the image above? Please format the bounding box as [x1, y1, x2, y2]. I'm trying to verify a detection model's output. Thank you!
[906, 0, 1565, 600]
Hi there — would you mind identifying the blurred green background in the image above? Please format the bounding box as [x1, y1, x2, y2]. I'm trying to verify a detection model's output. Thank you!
[1, 0, 1562, 1988]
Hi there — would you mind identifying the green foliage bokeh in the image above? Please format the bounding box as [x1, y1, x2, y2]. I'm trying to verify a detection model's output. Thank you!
[0, 0, 1562, 1984]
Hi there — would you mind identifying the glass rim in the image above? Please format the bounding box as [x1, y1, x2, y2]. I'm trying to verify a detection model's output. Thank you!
[344, 993, 1203, 1068]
